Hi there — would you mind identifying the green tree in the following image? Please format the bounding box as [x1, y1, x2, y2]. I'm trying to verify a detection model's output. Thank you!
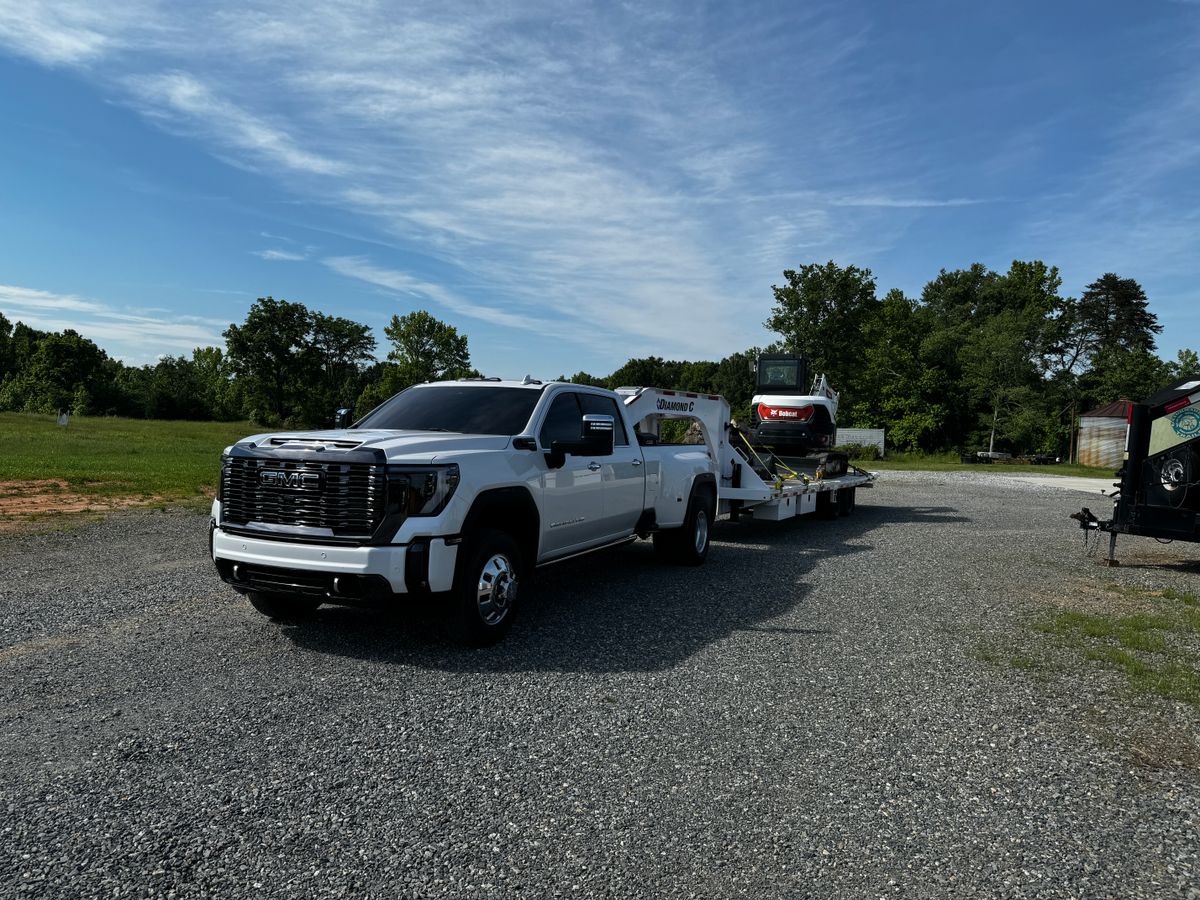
[223, 297, 313, 423]
[1169, 348, 1200, 380]
[764, 261, 878, 399]
[355, 311, 472, 418]
[383, 310, 470, 384]
[0, 312, 12, 381]
[845, 290, 949, 450]
[146, 355, 207, 419]
[1083, 348, 1171, 406]
[0, 328, 110, 413]
[1077, 273, 1161, 356]
[561, 371, 607, 386]
[191, 346, 242, 421]
[606, 357, 684, 391]
[302, 313, 377, 424]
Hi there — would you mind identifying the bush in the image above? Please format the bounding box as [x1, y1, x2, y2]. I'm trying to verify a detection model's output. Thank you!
[837, 442, 881, 461]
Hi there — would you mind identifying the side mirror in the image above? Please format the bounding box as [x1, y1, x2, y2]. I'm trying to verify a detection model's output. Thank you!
[543, 415, 617, 469]
[580, 414, 615, 457]
[333, 407, 353, 429]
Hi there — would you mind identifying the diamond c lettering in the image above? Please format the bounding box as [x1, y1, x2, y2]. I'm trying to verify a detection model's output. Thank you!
[657, 398, 694, 413]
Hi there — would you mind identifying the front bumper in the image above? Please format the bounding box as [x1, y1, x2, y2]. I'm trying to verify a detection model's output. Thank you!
[211, 528, 459, 597]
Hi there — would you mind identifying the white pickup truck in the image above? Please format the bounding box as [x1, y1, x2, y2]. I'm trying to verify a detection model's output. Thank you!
[211, 378, 720, 644]
[212, 377, 875, 645]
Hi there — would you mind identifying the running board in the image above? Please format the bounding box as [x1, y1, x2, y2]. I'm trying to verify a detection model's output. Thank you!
[537, 536, 639, 568]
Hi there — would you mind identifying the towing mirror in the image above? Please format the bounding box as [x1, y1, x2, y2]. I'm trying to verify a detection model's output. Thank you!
[544, 415, 616, 469]
[333, 407, 353, 429]
[580, 414, 615, 456]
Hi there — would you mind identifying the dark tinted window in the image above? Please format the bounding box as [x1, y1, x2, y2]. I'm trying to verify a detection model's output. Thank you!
[759, 360, 799, 389]
[578, 393, 629, 446]
[539, 392, 582, 447]
[356, 385, 542, 435]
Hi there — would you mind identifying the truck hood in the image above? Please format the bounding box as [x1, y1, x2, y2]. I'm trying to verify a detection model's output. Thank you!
[237, 429, 512, 463]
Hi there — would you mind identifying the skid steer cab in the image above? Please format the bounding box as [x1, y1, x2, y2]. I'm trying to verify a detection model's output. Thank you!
[1071, 373, 1200, 565]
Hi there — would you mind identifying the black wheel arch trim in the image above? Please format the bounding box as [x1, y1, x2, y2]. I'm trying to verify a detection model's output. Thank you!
[460, 485, 541, 566]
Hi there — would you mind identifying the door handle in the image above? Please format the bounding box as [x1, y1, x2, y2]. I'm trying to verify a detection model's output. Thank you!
[587, 462, 602, 471]
[631, 459, 642, 467]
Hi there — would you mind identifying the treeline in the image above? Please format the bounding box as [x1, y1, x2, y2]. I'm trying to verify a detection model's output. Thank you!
[1, 259, 1195, 454]
[564, 262, 1196, 455]
[0, 299, 475, 426]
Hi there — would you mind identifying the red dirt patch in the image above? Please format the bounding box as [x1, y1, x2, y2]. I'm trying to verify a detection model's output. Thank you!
[0, 480, 163, 532]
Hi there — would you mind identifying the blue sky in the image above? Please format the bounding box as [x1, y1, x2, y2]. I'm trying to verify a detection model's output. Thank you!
[0, 1, 1196, 376]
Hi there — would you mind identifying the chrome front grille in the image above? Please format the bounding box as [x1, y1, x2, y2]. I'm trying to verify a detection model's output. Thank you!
[220, 455, 386, 539]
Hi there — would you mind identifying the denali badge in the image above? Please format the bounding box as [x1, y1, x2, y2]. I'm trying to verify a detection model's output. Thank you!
[259, 470, 322, 489]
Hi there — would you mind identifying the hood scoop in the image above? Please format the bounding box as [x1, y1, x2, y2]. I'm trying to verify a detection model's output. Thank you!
[267, 436, 364, 450]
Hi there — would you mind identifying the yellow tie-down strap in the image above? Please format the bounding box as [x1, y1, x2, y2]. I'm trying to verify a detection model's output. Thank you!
[733, 429, 810, 491]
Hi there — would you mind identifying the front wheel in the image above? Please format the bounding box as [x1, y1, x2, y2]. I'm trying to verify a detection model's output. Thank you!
[447, 529, 523, 646]
[246, 592, 321, 622]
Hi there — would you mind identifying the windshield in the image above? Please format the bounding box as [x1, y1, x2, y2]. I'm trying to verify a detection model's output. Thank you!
[355, 385, 543, 435]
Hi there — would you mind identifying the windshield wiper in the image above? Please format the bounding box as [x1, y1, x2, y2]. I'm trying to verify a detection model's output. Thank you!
[415, 427, 459, 433]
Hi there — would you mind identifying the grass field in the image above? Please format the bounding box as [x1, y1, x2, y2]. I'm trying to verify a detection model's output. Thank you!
[0, 412, 256, 508]
[867, 451, 1112, 478]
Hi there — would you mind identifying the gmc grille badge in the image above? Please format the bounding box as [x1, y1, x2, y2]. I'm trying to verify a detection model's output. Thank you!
[258, 470, 322, 489]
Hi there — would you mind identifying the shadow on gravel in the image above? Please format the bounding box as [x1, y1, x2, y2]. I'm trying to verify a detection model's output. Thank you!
[278, 501, 968, 673]
[1104, 558, 1200, 574]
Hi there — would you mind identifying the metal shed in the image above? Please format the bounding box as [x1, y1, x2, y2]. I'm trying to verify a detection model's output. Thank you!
[1078, 400, 1131, 469]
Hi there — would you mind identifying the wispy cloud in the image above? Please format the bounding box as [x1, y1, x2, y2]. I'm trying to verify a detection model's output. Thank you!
[324, 256, 564, 337]
[0, 283, 226, 363]
[829, 196, 995, 209]
[252, 248, 305, 262]
[124, 71, 347, 177]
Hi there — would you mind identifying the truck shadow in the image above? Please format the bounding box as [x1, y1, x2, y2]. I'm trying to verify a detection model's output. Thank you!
[278, 502, 968, 673]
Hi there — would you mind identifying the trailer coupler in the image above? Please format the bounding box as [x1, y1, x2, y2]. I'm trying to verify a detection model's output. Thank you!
[1069, 508, 1120, 566]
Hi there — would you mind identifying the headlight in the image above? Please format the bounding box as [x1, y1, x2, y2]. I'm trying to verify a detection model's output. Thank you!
[386, 464, 460, 517]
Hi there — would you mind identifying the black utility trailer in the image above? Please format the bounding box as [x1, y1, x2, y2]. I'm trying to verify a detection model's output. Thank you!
[1072, 374, 1200, 565]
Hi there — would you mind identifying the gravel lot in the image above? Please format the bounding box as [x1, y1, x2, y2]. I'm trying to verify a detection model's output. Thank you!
[2, 472, 1199, 898]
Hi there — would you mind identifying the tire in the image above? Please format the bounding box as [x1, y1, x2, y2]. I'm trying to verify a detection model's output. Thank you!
[447, 528, 523, 647]
[839, 487, 856, 516]
[247, 592, 321, 622]
[816, 490, 840, 520]
[653, 485, 715, 566]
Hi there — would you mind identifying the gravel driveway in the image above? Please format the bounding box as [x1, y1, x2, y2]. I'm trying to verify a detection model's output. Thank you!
[2, 472, 1198, 898]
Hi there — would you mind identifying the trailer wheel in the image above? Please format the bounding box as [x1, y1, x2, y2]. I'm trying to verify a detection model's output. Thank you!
[654, 485, 715, 566]
[247, 592, 321, 621]
[447, 528, 523, 646]
[838, 487, 856, 516]
[816, 490, 840, 520]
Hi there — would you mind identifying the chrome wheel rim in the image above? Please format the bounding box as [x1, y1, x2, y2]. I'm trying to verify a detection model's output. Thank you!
[477, 553, 517, 626]
[1162, 458, 1187, 491]
[694, 508, 709, 554]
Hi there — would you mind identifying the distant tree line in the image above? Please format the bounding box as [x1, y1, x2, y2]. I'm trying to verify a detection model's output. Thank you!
[1, 260, 1195, 455]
